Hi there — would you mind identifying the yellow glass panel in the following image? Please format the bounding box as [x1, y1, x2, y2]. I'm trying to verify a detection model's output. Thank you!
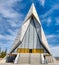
[37, 49, 44, 53]
[17, 48, 21, 53]
[32, 49, 36, 53]
[17, 48, 44, 53]
[32, 49, 44, 53]
[21, 49, 24, 53]
[17, 48, 29, 53]
[24, 49, 29, 53]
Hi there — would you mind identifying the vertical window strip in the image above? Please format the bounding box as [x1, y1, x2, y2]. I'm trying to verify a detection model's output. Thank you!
[28, 20, 30, 50]
[33, 18, 48, 53]
[33, 18, 41, 49]
[32, 19, 35, 49]
[24, 31, 26, 52]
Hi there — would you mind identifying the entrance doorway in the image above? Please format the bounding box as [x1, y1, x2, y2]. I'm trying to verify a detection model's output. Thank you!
[6, 54, 17, 63]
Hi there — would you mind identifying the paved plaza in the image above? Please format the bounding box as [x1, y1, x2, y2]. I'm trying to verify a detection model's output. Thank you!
[0, 63, 59, 65]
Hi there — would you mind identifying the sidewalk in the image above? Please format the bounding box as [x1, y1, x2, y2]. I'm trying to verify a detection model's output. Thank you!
[0, 63, 59, 65]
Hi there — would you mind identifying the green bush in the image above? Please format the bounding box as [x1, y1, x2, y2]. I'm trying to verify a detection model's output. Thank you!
[0, 51, 6, 58]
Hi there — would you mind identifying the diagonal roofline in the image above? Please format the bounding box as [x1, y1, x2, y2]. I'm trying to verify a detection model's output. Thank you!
[24, 3, 41, 25]
[10, 3, 51, 55]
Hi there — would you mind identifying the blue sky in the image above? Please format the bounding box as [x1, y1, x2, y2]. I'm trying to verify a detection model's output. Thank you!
[0, 0, 59, 57]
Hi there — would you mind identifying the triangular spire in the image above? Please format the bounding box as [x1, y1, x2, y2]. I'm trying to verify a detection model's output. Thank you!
[10, 3, 51, 54]
[24, 3, 41, 24]
[0, 3, 56, 64]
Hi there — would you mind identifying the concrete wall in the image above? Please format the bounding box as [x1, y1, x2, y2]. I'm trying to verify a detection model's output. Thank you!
[18, 53, 30, 64]
[46, 56, 55, 63]
[14, 53, 55, 64]
[30, 53, 41, 64]
[16, 53, 41, 64]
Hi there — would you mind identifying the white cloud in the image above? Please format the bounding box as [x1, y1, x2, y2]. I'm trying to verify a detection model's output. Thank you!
[55, 18, 59, 25]
[0, 29, 18, 41]
[39, 0, 45, 7]
[50, 45, 59, 57]
[0, 35, 3, 38]
[47, 35, 55, 39]
[0, 0, 24, 29]
[0, 0, 25, 52]
[56, 30, 59, 33]
[0, 34, 14, 41]
[47, 17, 51, 23]
[0, 0, 24, 20]
[8, 29, 18, 35]
[0, 0, 20, 17]
[0, 42, 13, 52]
[46, 34, 59, 47]
[0, 29, 19, 52]
[47, 17, 51, 26]
[47, 34, 59, 39]
[40, 5, 59, 27]
[7, 14, 23, 27]
[41, 4, 59, 18]
[0, 33, 15, 52]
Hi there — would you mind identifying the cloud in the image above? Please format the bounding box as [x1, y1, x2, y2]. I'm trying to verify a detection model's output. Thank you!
[41, 17, 52, 27]
[47, 17, 51, 23]
[46, 17, 51, 26]
[56, 30, 59, 33]
[0, 28, 18, 52]
[39, 0, 45, 7]
[41, 4, 59, 18]
[55, 17, 59, 25]
[0, 0, 24, 34]
[7, 14, 23, 27]
[50, 45, 59, 57]
[0, 42, 13, 52]
[8, 29, 18, 35]
[40, 4, 59, 27]
[0, 0, 18, 18]
[0, 28, 18, 41]
[47, 35, 55, 39]
[0, 0, 25, 52]
[47, 34, 59, 39]
[0, 42, 8, 51]
[0, 0, 24, 22]
[46, 34, 59, 47]
[0, 34, 15, 41]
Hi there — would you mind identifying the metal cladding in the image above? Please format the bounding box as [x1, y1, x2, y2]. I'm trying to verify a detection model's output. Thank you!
[0, 3, 56, 64]
[10, 3, 51, 54]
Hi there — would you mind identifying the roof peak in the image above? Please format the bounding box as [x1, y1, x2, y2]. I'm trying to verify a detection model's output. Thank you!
[29, 3, 36, 14]
[24, 3, 41, 24]
[31, 3, 35, 9]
